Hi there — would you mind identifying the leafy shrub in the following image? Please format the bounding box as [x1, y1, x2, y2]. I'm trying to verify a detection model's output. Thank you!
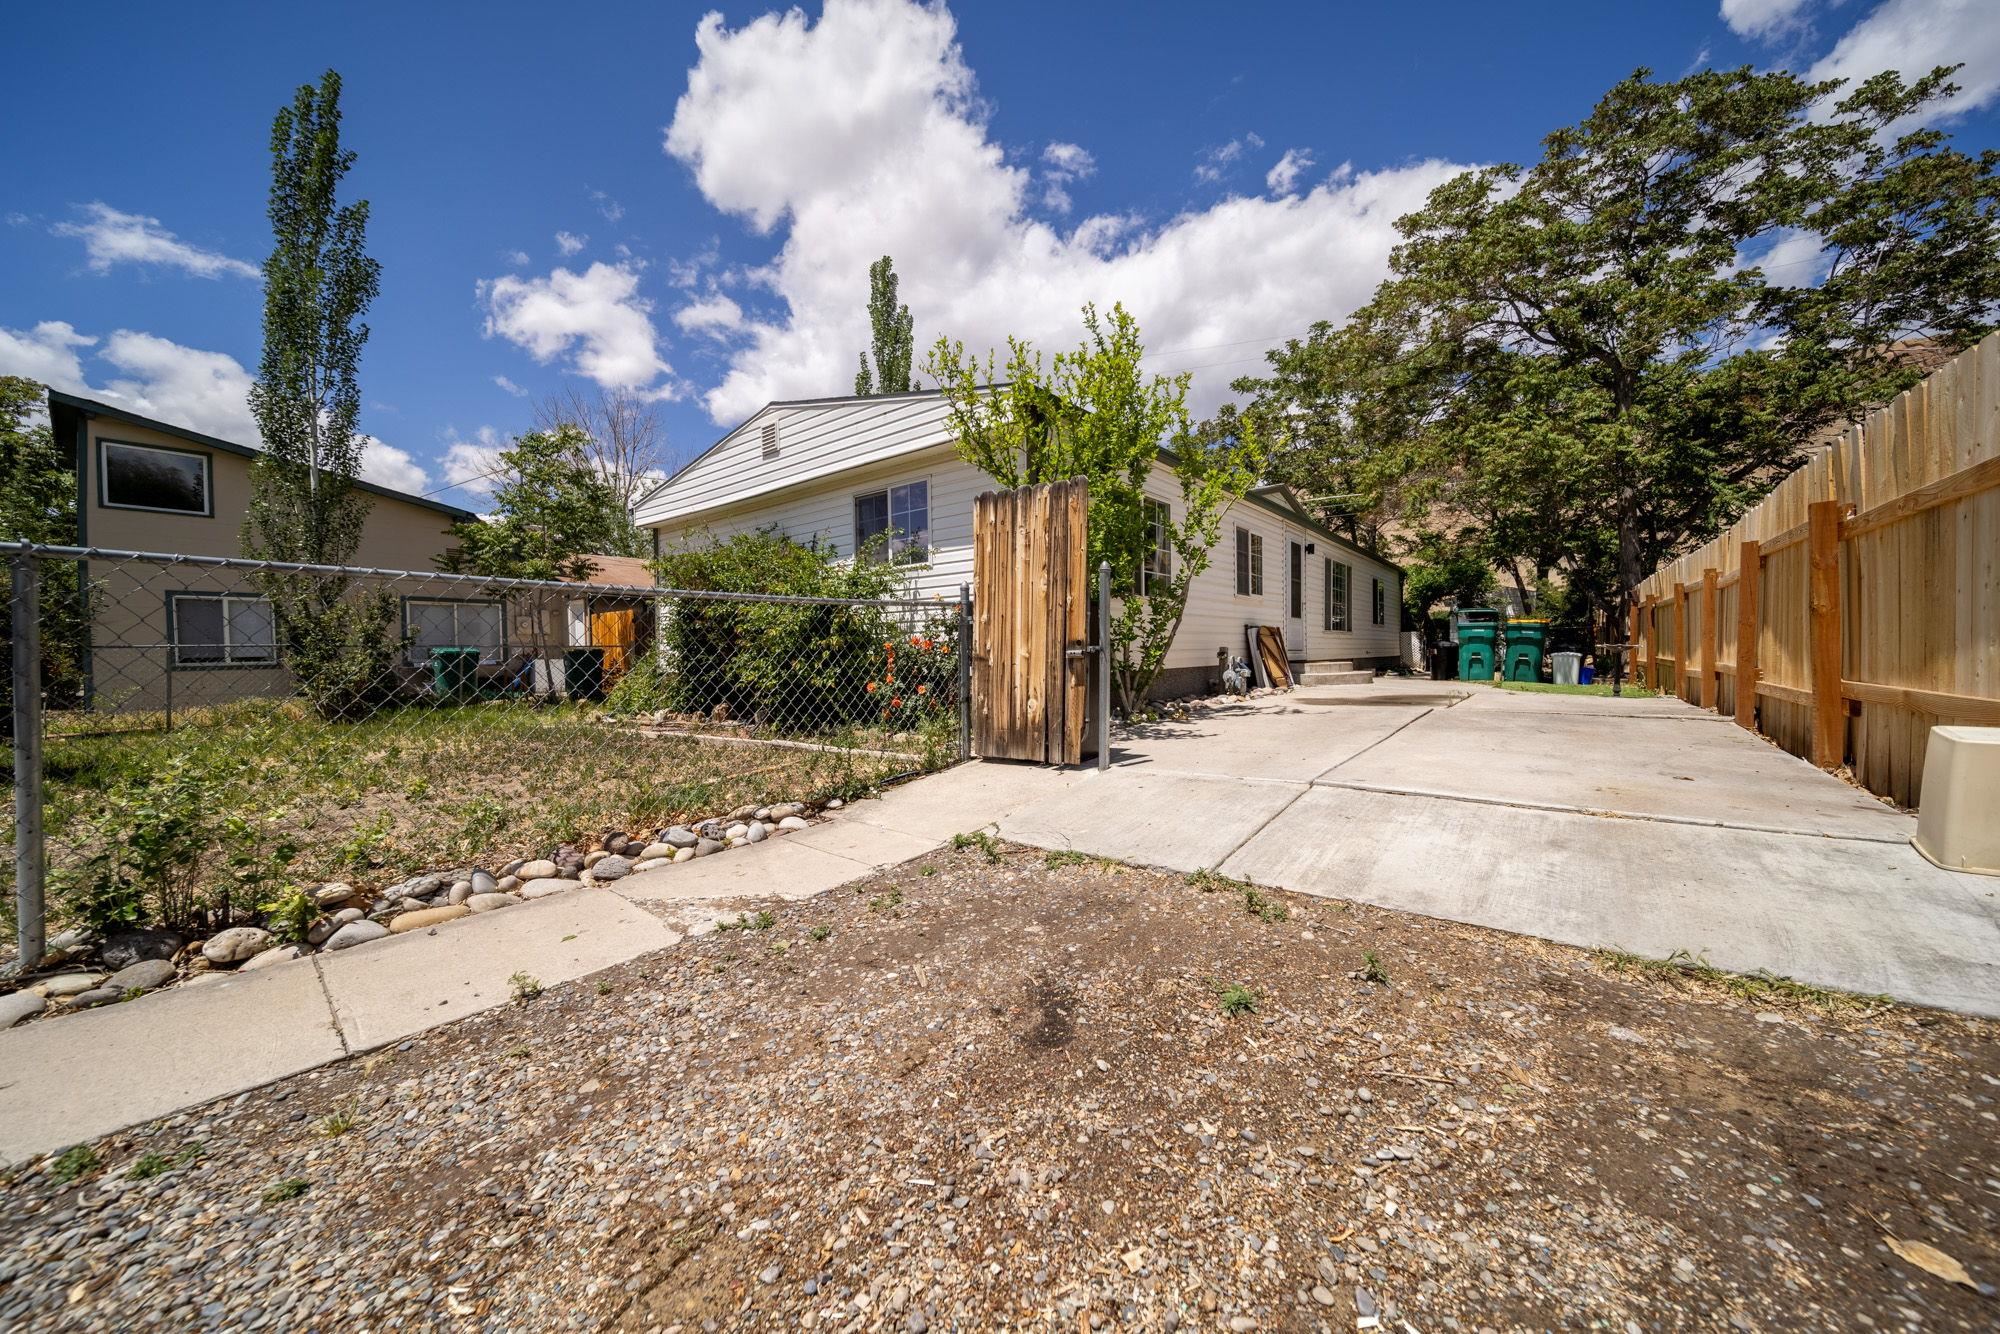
[604, 648, 672, 715]
[652, 530, 928, 731]
[54, 754, 295, 934]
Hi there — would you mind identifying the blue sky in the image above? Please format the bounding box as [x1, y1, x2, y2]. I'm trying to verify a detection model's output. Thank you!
[4, 0, 1996, 505]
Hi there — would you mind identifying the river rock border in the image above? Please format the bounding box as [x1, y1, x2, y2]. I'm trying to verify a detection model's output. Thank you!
[0, 798, 844, 1031]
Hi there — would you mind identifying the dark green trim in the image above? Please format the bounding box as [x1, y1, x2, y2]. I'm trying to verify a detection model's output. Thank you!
[98, 436, 216, 518]
[47, 389, 476, 521]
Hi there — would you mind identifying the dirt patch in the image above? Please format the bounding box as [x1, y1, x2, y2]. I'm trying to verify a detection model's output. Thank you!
[3, 845, 1995, 1332]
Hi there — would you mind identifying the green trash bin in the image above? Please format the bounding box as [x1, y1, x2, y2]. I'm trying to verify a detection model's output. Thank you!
[563, 647, 608, 702]
[1455, 609, 1501, 682]
[428, 646, 482, 702]
[1504, 619, 1548, 682]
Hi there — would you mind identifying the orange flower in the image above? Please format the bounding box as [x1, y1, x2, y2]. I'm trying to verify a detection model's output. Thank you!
[909, 634, 923, 647]
[884, 672, 894, 683]
[916, 684, 928, 696]
[890, 697, 903, 708]
[865, 681, 879, 693]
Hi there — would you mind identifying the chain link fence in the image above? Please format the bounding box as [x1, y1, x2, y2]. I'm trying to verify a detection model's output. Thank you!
[4, 543, 969, 971]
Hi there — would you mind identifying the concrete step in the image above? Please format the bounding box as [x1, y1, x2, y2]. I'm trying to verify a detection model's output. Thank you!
[1299, 668, 1375, 686]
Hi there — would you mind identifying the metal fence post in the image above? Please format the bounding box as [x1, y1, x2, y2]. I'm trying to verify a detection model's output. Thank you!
[1097, 561, 1111, 772]
[956, 583, 972, 761]
[11, 549, 46, 973]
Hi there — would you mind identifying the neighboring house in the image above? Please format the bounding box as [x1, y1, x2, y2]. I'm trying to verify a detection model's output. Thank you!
[633, 389, 1403, 698]
[47, 390, 477, 713]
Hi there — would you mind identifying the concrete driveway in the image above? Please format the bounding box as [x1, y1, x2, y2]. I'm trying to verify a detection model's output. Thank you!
[999, 682, 2000, 1015]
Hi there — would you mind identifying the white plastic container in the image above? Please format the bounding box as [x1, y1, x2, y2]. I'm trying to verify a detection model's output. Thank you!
[1912, 726, 2000, 876]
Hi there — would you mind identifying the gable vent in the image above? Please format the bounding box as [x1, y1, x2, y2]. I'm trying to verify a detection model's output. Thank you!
[760, 421, 780, 460]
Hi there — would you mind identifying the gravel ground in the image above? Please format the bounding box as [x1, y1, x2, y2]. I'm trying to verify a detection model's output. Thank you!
[3, 842, 1996, 1332]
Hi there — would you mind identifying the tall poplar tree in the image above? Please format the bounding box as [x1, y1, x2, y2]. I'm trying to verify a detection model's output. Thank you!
[243, 69, 393, 720]
[854, 256, 917, 396]
[244, 68, 380, 565]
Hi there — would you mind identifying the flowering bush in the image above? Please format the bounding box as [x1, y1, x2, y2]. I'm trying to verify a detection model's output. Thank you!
[866, 623, 958, 730]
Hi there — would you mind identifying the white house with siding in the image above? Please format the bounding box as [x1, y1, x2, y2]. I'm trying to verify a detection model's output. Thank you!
[633, 389, 1403, 698]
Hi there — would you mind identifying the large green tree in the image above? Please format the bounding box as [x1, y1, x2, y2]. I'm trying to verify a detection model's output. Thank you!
[1, 376, 88, 727]
[1242, 65, 2000, 626]
[854, 256, 917, 396]
[927, 303, 1262, 712]
[242, 69, 391, 720]
[440, 425, 631, 581]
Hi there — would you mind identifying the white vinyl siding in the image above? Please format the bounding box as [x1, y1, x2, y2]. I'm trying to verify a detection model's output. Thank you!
[636, 396, 958, 528]
[1143, 473, 1402, 672]
[648, 444, 987, 602]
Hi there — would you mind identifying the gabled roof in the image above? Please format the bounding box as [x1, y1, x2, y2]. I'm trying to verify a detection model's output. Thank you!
[635, 389, 959, 527]
[1242, 482, 1400, 572]
[48, 389, 476, 521]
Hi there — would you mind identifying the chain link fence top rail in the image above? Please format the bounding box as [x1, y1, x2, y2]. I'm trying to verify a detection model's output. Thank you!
[5, 542, 969, 965]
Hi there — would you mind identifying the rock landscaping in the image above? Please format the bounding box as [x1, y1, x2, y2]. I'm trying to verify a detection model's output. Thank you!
[3, 843, 1994, 1332]
[0, 799, 838, 1030]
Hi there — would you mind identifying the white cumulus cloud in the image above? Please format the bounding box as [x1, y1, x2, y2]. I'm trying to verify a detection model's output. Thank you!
[1809, 0, 2000, 119]
[1720, 0, 1815, 41]
[660, 0, 1468, 423]
[51, 203, 259, 280]
[555, 230, 588, 256]
[674, 293, 749, 339]
[440, 426, 510, 500]
[480, 262, 675, 393]
[1265, 148, 1315, 196]
[0, 321, 432, 493]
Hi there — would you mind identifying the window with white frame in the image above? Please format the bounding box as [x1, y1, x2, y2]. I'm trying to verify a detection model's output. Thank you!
[1324, 558, 1350, 631]
[404, 598, 504, 665]
[1372, 577, 1387, 625]
[854, 479, 929, 563]
[1140, 498, 1172, 595]
[102, 440, 211, 515]
[1234, 526, 1264, 596]
[171, 593, 275, 667]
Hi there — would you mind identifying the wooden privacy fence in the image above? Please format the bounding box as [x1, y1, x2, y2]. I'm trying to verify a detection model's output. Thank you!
[971, 478, 1090, 764]
[1632, 331, 2000, 807]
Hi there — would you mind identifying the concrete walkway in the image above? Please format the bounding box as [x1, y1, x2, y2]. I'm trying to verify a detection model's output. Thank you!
[0, 762, 1069, 1164]
[1001, 682, 2000, 1017]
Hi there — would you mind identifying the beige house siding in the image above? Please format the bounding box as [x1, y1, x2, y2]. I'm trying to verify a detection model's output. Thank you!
[59, 398, 472, 714]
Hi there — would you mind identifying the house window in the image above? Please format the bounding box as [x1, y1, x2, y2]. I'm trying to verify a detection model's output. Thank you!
[1234, 527, 1264, 596]
[101, 440, 211, 516]
[171, 594, 275, 667]
[1288, 542, 1304, 619]
[1325, 559, 1350, 631]
[1372, 577, 1387, 626]
[1139, 498, 1172, 595]
[854, 480, 929, 563]
[404, 598, 504, 666]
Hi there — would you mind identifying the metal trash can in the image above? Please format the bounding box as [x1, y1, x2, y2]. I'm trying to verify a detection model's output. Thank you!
[1551, 651, 1582, 687]
[1504, 619, 1548, 682]
[428, 646, 482, 701]
[563, 647, 608, 702]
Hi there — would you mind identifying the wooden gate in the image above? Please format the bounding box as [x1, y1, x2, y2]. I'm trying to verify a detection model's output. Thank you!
[972, 478, 1089, 763]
